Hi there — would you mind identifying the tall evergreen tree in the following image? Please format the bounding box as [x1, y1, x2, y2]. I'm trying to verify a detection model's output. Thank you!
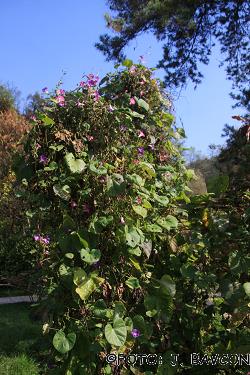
[96, 0, 250, 110]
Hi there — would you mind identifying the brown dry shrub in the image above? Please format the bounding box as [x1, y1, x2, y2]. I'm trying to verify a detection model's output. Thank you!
[0, 109, 30, 178]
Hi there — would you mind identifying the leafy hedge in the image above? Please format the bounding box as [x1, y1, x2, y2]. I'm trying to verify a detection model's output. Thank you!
[15, 62, 249, 375]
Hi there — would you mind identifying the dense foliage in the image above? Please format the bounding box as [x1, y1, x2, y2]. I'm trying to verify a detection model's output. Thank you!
[15, 63, 249, 375]
[96, 0, 250, 110]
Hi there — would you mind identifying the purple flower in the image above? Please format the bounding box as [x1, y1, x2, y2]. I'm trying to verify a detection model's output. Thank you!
[42, 87, 49, 93]
[34, 234, 41, 242]
[86, 74, 99, 87]
[93, 90, 100, 101]
[41, 236, 50, 245]
[148, 144, 155, 150]
[70, 200, 77, 208]
[39, 154, 48, 165]
[108, 104, 114, 112]
[131, 328, 140, 338]
[83, 203, 91, 214]
[137, 147, 144, 155]
[120, 125, 127, 131]
[92, 261, 100, 268]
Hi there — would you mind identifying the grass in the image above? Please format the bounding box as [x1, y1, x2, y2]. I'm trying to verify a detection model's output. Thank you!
[0, 354, 39, 375]
[0, 287, 28, 298]
[0, 303, 42, 375]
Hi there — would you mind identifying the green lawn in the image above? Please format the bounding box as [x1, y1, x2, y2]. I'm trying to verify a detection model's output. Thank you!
[0, 303, 42, 375]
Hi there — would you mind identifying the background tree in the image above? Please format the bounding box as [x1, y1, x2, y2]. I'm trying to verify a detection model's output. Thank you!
[0, 83, 21, 112]
[96, 0, 250, 110]
[24, 92, 45, 119]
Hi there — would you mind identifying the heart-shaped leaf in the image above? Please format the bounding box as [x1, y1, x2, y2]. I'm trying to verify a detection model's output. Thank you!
[53, 330, 76, 354]
[104, 318, 127, 347]
[53, 184, 71, 201]
[156, 215, 178, 230]
[65, 153, 86, 174]
[132, 205, 147, 218]
[80, 248, 101, 264]
[125, 277, 140, 289]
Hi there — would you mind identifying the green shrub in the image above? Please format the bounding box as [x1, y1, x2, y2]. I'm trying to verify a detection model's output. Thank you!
[15, 62, 249, 375]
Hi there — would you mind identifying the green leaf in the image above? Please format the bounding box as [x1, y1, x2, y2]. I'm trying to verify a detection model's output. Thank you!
[75, 274, 104, 301]
[122, 59, 133, 68]
[92, 300, 113, 319]
[44, 161, 58, 171]
[132, 205, 147, 218]
[113, 301, 126, 321]
[129, 110, 145, 119]
[140, 241, 152, 259]
[136, 98, 149, 111]
[125, 226, 141, 248]
[89, 161, 107, 175]
[156, 215, 178, 230]
[73, 268, 87, 286]
[80, 248, 101, 264]
[126, 174, 145, 187]
[53, 184, 71, 201]
[106, 174, 126, 196]
[65, 153, 86, 174]
[104, 319, 127, 347]
[158, 275, 176, 297]
[139, 162, 156, 179]
[128, 247, 141, 256]
[39, 114, 55, 126]
[146, 224, 162, 233]
[125, 277, 140, 289]
[129, 257, 142, 271]
[243, 282, 250, 297]
[53, 330, 76, 354]
[153, 194, 169, 206]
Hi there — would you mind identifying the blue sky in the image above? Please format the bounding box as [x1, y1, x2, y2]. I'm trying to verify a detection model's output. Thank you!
[0, 0, 243, 155]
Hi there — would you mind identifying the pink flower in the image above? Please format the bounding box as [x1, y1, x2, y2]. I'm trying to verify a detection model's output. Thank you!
[79, 81, 86, 88]
[86, 135, 94, 141]
[41, 236, 50, 245]
[140, 79, 146, 85]
[130, 97, 136, 105]
[55, 95, 65, 106]
[70, 200, 77, 208]
[136, 196, 142, 204]
[132, 159, 140, 164]
[138, 130, 145, 138]
[30, 115, 36, 121]
[93, 90, 100, 101]
[120, 216, 125, 224]
[140, 91, 145, 97]
[77, 100, 84, 107]
[56, 89, 65, 96]
[108, 104, 114, 112]
[34, 234, 41, 242]
[120, 125, 127, 131]
[129, 66, 136, 74]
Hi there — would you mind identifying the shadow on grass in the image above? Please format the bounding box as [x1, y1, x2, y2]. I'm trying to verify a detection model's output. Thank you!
[0, 303, 49, 374]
